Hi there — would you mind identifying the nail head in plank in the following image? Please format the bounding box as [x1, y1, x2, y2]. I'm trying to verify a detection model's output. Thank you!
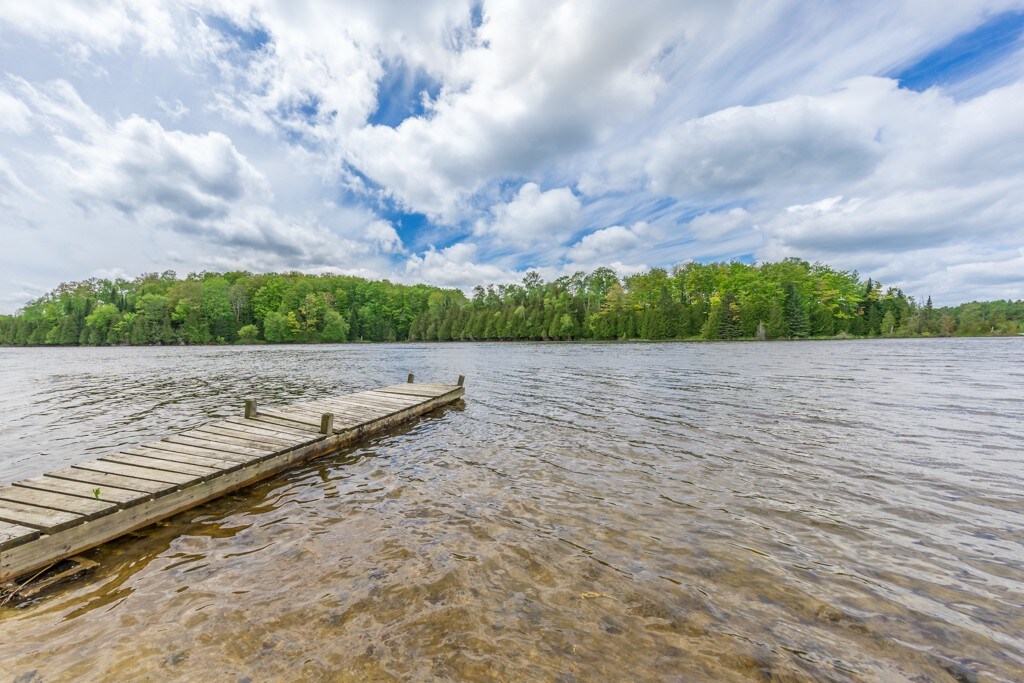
[48, 469, 179, 496]
[0, 499, 86, 534]
[0, 520, 40, 552]
[0, 485, 117, 521]
[15, 477, 151, 507]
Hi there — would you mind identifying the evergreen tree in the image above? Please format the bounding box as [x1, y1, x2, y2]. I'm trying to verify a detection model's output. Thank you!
[783, 284, 810, 338]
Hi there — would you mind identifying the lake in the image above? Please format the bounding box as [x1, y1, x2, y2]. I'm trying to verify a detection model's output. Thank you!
[0, 339, 1022, 681]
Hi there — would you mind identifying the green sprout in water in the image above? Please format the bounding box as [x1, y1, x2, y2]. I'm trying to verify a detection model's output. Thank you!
[93, 487, 101, 500]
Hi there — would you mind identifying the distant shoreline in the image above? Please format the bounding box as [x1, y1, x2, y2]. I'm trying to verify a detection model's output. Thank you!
[3, 333, 1021, 350]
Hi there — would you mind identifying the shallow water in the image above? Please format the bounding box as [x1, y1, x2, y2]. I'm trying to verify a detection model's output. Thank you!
[0, 339, 1022, 681]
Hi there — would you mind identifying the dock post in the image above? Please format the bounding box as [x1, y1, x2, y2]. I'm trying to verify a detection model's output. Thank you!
[457, 375, 465, 387]
[244, 398, 258, 418]
[320, 412, 335, 435]
[407, 373, 415, 383]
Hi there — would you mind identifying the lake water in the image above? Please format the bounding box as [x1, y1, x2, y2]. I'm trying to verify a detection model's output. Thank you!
[0, 339, 1022, 681]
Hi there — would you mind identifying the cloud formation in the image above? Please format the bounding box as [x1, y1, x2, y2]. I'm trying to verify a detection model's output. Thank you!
[0, 1, 1022, 310]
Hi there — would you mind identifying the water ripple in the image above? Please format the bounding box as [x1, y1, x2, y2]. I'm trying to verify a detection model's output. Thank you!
[0, 339, 1022, 681]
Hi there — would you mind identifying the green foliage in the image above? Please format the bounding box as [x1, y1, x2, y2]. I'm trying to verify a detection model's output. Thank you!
[1, 263, 1020, 346]
[236, 324, 260, 344]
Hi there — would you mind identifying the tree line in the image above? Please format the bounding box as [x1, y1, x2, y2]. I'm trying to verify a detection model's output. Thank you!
[1, 259, 1020, 346]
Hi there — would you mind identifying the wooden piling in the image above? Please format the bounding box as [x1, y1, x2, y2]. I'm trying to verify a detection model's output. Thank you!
[320, 413, 334, 435]
[244, 398, 258, 419]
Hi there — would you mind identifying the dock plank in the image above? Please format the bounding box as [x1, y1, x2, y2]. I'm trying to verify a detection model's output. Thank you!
[100, 453, 222, 481]
[47, 469, 179, 496]
[14, 477, 151, 507]
[121, 447, 243, 472]
[303, 399, 385, 416]
[296, 401, 375, 422]
[246, 414, 322, 434]
[1, 378, 466, 583]
[257, 408, 330, 430]
[195, 424, 299, 448]
[221, 417, 320, 439]
[363, 390, 431, 406]
[354, 391, 424, 405]
[0, 521, 40, 552]
[162, 435, 272, 458]
[377, 385, 457, 398]
[139, 442, 259, 464]
[310, 397, 389, 414]
[73, 461, 198, 487]
[0, 486, 117, 520]
[179, 428, 292, 454]
[0, 500, 85, 534]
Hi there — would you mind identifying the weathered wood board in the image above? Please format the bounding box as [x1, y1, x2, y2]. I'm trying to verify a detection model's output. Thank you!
[0, 379, 464, 583]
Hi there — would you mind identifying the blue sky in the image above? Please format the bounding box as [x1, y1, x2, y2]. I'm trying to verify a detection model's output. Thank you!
[1, 1, 1023, 311]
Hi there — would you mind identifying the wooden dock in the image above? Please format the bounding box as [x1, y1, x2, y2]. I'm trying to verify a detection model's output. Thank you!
[0, 376, 464, 584]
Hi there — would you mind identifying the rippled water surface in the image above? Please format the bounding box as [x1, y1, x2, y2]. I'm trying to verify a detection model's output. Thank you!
[1, 339, 1022, 681]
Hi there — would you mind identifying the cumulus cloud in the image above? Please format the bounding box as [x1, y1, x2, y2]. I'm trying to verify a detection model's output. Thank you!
[1, 1, 1023, 308]
[644, 79, 888, 201]
[4, 77, 404, 282]
[58, 115, 268, 222]
[364, 220, 404, 254]
[475, 183, 581, 249]
[0, 1, 178, 57]
[566, 221, 655, 264]
[403, 241, 513, 289]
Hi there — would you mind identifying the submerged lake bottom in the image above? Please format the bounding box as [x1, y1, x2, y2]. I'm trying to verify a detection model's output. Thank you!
[0, 339, 1022, 681]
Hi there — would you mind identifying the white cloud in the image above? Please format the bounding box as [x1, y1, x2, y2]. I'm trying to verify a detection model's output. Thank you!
[155, 96, 190, 120]
[1, 1, 1024, 308]
[474, 183, 581, 249]
[345, 1, 685, 219]
[1, 77, 407, 291]
[363, 220, 404, 254]
[56, 114, 269, 222]
[0, 90, 32, 134]
[566, 221, 655, 264]
[403, 241, 512, 289]
[644, 78, 888, 201]
[0, 1, 178, 57]
[0, 155, 40, 207]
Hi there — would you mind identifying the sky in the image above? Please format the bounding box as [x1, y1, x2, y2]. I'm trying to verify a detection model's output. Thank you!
[1, 1, 1024, 312]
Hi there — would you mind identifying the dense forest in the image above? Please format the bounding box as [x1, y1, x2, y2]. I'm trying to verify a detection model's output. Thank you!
[1, 259, 1021, 346]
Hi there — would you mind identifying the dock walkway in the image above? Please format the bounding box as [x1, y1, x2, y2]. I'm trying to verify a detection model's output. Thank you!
[0, 377, 464, 584]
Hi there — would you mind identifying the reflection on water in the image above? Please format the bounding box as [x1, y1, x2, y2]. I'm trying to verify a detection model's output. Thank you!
[1, 339, 1022, 681]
